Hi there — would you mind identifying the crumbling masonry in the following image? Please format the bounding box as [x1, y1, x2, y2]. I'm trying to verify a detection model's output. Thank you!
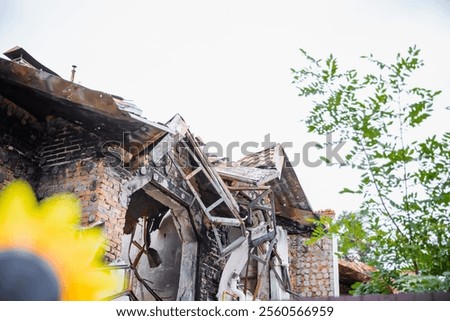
[0, 46, 338, 300]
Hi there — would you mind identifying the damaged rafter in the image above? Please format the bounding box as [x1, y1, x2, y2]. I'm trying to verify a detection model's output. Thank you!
[167, 132, 248, 257]
[276, 215, 313, 235]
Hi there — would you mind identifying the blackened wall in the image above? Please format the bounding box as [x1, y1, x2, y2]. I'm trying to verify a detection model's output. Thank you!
[196, 229, 225, 300]
[0, 95, 129, 261]
[0, 95, 40, 190]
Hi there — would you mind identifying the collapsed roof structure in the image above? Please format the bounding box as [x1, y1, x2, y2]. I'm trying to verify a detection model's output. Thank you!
[0, 47, 338, 300]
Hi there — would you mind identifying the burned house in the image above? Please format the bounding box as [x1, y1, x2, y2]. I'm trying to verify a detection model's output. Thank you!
[0, 46, 339, 300]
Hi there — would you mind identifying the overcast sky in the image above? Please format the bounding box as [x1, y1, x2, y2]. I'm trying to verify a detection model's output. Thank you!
[1, 0, 449, 213]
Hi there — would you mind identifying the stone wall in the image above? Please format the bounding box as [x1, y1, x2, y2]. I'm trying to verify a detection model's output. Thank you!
[0, 144, 36, 191]
[288, 235, 335, 298]
[0, 96, 40, 190]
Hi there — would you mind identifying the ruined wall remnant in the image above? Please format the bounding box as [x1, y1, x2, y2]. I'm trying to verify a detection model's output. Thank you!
[288, 235, 335, 297]
[0, 95, 130, 260]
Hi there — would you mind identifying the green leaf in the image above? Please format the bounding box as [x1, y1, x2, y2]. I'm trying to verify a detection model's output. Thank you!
[339, 187, 359, 194]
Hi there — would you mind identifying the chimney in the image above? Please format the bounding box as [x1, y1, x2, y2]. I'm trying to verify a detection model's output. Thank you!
[70, 65, 77, 82]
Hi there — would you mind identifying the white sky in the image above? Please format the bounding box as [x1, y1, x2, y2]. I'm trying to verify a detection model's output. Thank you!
[1, 0, 449, 213]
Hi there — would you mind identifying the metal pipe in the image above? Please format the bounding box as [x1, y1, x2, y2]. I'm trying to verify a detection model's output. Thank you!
[70, 65, 77, 82]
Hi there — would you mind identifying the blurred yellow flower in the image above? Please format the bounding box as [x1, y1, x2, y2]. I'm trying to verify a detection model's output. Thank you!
[0, 180, 120, 300]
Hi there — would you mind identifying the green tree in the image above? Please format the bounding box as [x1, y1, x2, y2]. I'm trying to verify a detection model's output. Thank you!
[292, 46, 450, 293]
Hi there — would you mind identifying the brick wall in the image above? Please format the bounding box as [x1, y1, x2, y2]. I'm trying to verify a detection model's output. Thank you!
[288, 235, 335, 297]
[96, 165, 130, 261]
[33, 156, 129, 260]
[0, 96, 130, 261]
[34, 117, 131, 261]
[35, 115, 102, 225]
